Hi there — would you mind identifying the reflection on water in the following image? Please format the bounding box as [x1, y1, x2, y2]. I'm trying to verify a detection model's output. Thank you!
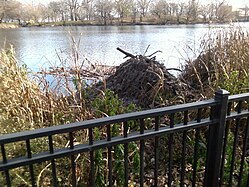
[0, 23, 248, 72]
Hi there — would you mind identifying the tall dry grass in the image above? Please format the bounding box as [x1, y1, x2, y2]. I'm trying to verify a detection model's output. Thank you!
[181, 27, 249, 98]
[0, 45, 92, 185]
[0, 36, 132, 186]
[0, 46, 47, 133]
[0, 47, 85, 135]
[0, 33, 106, 134]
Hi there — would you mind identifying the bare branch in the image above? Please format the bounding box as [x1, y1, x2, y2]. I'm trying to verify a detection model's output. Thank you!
[116, 47, 136, 58]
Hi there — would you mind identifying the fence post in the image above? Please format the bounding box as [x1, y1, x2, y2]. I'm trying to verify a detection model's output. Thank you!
[204, 89, 229, 187]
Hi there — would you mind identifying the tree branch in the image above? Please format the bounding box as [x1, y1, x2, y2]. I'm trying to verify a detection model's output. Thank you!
[116, 47, 136, 58]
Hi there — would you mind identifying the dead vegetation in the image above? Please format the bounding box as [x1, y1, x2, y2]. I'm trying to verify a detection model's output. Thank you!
[181, 28, 249, 97]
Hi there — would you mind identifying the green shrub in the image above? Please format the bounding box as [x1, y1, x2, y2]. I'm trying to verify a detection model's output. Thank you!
[91, 89, 139, 186]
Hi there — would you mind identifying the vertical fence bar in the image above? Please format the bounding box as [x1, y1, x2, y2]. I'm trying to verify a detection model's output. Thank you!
[204, 89, 229, 187]
[246, 173, 249, 187]
[192, 108, 201, 187]
[107, 124, 112, 187]
[238, 115, 249, 187]
[192, 131, 200, 186]
[69, 132, 77, 187]
[1, 144, 11, 187]
[168, 113, 175, 187]
[89, 127, 95, 187]
[154, 116, 159, 187]
[140, 119, 145, 187]
[219, 102, 232, 187]
[48, 135, 57, 187]
[123, 121, 129, 187]
[180, 110, 188, 187]
[219, 121, 230, 187]
[26, 139, 36, 187]
[228, 100, 242, 187]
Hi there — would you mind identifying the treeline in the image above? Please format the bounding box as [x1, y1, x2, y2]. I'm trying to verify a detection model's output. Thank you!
[0, 0, 248, 25]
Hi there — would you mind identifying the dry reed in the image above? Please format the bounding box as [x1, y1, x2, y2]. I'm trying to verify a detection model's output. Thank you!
[181, 26, 249, 98]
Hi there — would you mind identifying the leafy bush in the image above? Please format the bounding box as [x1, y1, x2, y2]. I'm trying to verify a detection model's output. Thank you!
[91, 89, 139, 186]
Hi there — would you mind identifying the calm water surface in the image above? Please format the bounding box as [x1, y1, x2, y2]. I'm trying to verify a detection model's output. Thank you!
[1, 23, 249, 71]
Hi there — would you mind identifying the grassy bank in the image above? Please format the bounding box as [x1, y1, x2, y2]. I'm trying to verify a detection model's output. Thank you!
[25, 17, 230, 28]
[0, 28, 248, 186]
[0, 23, 19, 29]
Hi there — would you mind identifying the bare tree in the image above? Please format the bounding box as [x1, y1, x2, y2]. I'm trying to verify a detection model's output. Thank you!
[130, 0, 137, 23]
[206, 3, 216, 21]
[64, 0, 80, 21]
[80, 0, 95, 21]
[151, 0, 168, 19]
[36, 4, 49, 22]
[48, 1, 62, 22]
[216, 3, 233, 21]
[115, 0, 132, 23]
[19, 3, 45, 23]
[199, 4, 211, 22]
[0, 0, 22, 22]
[137, 0, 151, 22]
[95, 0, 114, 25]
[0, 0, 5, 22]
[241, 5, 249, 21]
[176, 2, 185, 23]
[185, 0, 199, 22]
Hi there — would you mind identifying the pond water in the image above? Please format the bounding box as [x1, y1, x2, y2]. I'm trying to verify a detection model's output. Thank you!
[1, 23, 249, 72]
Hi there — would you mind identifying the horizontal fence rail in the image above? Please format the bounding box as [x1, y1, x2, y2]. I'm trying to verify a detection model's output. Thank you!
[0, 89, 248, 187]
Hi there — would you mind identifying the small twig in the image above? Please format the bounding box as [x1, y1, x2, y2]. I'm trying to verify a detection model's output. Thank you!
[37, 163, 52, 187]
[15, 173, 31, 186]
[166, 68, 182, 72]
[143, 44, 151, 56]
[116, 47, 136, 58]
[147, 50, 162, 58]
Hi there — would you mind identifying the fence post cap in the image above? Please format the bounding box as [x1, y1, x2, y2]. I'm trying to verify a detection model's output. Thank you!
[215, 89, 230, 96]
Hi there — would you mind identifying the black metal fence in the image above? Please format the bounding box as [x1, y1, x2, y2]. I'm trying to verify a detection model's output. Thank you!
[0, 89, 248, 187]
